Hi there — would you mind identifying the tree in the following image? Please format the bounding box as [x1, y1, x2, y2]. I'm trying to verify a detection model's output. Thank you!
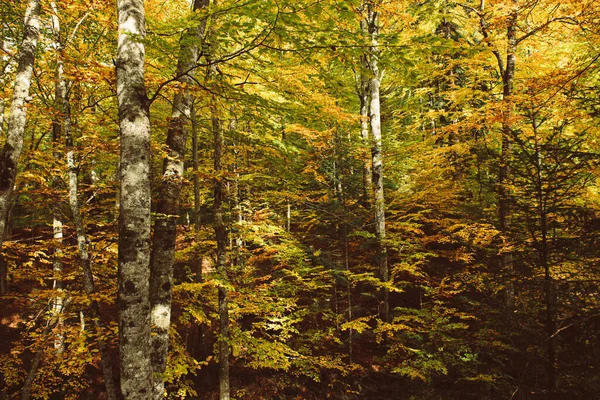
[361, 0, 389, 322]
[149, 0, 208, 396]
[0, 0, 41, 294]
[115, 0, 152, 397]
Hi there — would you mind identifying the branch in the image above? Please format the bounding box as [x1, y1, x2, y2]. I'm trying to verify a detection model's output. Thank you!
[548, 313, 600, 340]
[66, 12, 89, 46]
[147, 1, 280, 105]
[517, 16, 579, 45]
[457, 2, 504, 77]
[534, 52, 600, 111]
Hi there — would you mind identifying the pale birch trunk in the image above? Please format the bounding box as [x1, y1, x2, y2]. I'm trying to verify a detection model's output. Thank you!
[364, 2, 388, 322]
[149, 0, 207, 396]
[0, 0, 41, 295]
[50, 2, 65, 356]
[115, 0, 152, 398]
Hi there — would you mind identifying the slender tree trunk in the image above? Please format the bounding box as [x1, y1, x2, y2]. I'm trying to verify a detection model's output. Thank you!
[50, 214, 64, 354]
[231, 116, 244, 266]
[0, 38, 7, 138]
[20, 348, 43, 400]
[358, 52, 372, 208]
[190, 100, 209, 363]
[203, 3, 231, 396]
[66, 120, 118, 399]
[149, 0, 207, 396]
[192, 102, 202, 230]
[363, 2, 388, 322]
[532, 115, 557, 391]
[499, 2, 517, 312]
[50, 1, 118, 393]
[50, 0, 66, 357]
[213, 97, 231, 400]
[0, 253, 6, 295]
[0, 0, 41, 293]
[333, 130, 353, 360]
[21, 295, 71, 400]
[115, 1, 152, 398]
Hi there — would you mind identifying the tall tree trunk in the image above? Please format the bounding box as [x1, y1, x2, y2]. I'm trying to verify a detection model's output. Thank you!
[65, 109, 118, 399]
[0, 37, 8, 138]
[115, 1, 152, 398]
[532, 114, 557, 391]
[50, 0, 66, 357]
[192, 102, 202, 230]
[204, 3, 231, 396]
[230, 113, 244, 266]
[50, 0, 118, 394]
[499, 1, 517, 312]
[212, 97, 231, 400]
[333, 129, 353, 360]
[0, 0, 41, 294]
[358, 51, 372, 208]
[363, 2, 388, 322]
[149, 0, 207, 396]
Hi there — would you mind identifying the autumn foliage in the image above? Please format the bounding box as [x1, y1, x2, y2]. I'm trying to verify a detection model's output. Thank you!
[1, 0, 600, 399]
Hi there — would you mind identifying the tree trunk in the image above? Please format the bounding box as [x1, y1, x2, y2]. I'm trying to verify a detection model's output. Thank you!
[213, 98, 231, 400]
[50, 0, 66, 357]
[115, 0, 152, 398]
[363, 2, 388, 322]
[499, 1, 517, 312]
[532, 114, 557, 391]
[0, 0, 41, 293]
[20, 348, 42, 400]
[50, 0, 118, 393]
[358, 51, 372, 208]
[192, 102, 202, 230]
[0, 38, 7, 137]
[231, 114, 245, 266]
[149, 0, 207, 396]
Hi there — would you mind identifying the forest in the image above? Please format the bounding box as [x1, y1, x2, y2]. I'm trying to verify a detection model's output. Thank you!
[0, 0, 599, 399]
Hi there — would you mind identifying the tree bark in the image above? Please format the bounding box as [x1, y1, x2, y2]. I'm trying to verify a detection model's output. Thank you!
[358, 50, 372, 208]
[0, 0, 41, 294]
[363, 2, 388, 322]
[149, 0, 207, 396]
[115, 1, 152, 398]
